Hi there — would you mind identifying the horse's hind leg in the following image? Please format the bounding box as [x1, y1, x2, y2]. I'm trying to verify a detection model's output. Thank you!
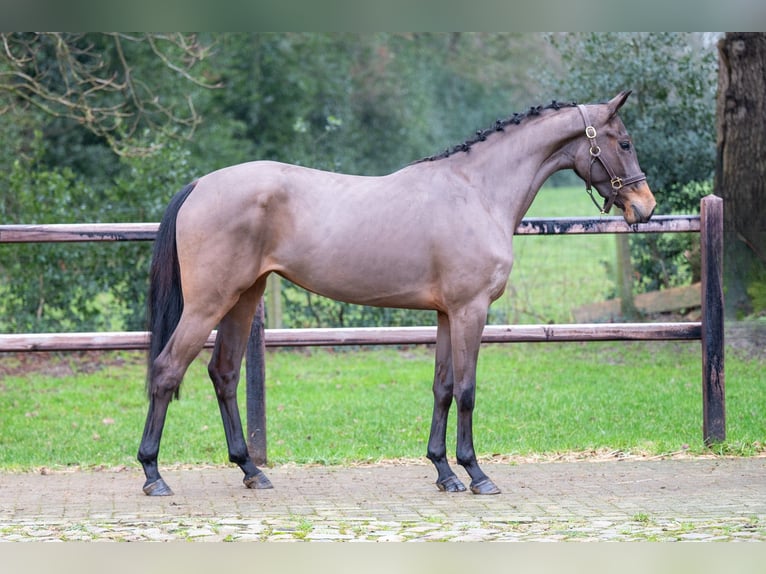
[427, 312, 466, 492]
[208, 281, 272, 490]
[139, 312, 219, 496]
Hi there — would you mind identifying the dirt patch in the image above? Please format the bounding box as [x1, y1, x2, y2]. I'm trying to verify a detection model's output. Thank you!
[0, 350, 145, 380]
[726, 321, 766, 360]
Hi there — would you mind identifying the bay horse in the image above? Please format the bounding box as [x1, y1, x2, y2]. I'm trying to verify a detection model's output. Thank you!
[138, 91, 656, 496]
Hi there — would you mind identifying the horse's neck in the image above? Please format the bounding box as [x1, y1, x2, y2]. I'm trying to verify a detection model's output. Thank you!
[454, 108, 584, 226]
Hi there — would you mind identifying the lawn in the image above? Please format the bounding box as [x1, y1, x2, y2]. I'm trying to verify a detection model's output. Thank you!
[1, 341, 763, 471]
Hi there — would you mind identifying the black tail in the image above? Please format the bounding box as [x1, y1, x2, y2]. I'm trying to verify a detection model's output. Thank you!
[146, 181, 197, 398]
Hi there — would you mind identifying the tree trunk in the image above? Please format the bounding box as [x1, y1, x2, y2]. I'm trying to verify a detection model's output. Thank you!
[715, 33, 766, 318]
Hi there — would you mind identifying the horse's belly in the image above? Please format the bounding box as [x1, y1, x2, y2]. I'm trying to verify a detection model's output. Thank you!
[278, 257, 438, 310]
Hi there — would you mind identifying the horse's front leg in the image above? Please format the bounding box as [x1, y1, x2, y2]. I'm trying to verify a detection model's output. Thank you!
[450, 304, 501, 495]
[427, 312, 466, 492]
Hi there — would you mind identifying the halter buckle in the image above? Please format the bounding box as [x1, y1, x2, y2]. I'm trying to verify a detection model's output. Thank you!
[585, 126, 597, 139]
[610, 177, 623, 190]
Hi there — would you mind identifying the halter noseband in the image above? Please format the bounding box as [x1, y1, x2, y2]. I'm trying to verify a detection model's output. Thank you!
[576, 104, 646, 215]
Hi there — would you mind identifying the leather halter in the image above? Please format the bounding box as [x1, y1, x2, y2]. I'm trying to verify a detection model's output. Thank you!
[577, 104, 647, 215]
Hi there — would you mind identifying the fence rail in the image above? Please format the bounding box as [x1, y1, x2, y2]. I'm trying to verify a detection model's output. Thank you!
[0, 195, 724, 463]
[0, 322, 704, 353]
[0, 214, 700, 243]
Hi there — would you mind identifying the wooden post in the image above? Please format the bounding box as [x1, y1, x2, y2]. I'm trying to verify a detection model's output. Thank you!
[700, 194, 725, 444]
[246, 301, 268, 465]
[616, 234, 639, 319]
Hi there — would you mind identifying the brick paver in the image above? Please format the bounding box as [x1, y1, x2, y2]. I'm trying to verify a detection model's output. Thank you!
[1, 457, 765, 541]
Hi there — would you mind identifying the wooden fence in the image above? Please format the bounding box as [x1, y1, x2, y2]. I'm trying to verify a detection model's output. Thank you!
[0, 195, 724, 463]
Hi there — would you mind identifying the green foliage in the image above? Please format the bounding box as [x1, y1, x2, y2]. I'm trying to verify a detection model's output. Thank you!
[0, 133, 196, 332]
[1, 133, 107, 332]
[196, 33, 547, 176]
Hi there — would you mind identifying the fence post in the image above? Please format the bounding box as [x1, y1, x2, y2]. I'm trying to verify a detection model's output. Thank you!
[700, 194, 725, 444]
[246, 301, 268, 465]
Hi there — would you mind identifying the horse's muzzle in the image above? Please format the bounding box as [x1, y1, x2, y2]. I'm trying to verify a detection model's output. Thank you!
[622, 183, 656, 224]
[630, 203, 655, 224]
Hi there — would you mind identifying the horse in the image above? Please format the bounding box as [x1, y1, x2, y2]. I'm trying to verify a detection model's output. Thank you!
[138, 91, 656, 496]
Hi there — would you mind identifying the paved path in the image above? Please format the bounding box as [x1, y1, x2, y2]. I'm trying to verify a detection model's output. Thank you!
[1, 457, 765, 541]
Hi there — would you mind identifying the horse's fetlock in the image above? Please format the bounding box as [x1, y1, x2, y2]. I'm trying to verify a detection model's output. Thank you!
[456, 454, 475, 469]
[137, 448, 157, 466]
[427, 448, 446, 463]
[229, 448, 249, 465]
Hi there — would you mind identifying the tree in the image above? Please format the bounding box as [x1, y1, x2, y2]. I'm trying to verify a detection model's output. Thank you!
[715, 33, 766, 318]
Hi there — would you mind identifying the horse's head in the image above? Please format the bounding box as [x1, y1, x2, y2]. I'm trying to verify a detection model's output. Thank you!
[573, 91, 656, 224]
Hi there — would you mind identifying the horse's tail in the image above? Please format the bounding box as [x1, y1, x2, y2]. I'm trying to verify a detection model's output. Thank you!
[146, 181, 197, 399]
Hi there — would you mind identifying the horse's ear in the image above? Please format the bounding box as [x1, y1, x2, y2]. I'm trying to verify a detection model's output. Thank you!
[607, 90, 632, 117]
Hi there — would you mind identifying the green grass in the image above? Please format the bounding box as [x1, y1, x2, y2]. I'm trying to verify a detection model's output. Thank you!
[0, 343, 763, 470]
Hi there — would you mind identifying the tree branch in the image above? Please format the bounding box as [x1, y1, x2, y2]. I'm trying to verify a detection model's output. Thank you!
[0, 32, 219, 157]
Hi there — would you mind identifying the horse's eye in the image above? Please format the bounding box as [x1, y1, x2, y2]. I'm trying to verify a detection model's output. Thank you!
[619, 141, 631, 151]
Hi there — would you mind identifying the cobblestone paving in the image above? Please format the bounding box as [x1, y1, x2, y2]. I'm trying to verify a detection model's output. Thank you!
[2, 458, 765, 541]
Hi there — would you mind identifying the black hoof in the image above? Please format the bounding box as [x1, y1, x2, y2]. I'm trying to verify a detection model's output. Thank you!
[470, 477, 501, 495]
[143, 478, 174, 496]
[244, 470, 273, 490]
[436, 475, 467, 492]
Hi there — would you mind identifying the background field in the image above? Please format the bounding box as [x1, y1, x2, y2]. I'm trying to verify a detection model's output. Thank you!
[1, 186, 763, 471]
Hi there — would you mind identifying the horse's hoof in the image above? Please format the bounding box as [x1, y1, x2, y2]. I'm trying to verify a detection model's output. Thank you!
[143, 478, 174, 496]
[470, 477, 501, 495]
[436, 475, 467, 492]
[244, 470, 273, 490]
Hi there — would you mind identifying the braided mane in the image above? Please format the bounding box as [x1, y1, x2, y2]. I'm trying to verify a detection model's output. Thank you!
[413, 100, 579, 164]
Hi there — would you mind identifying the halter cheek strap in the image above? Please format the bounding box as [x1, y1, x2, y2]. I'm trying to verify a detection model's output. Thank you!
[576, 104, 646, 215]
